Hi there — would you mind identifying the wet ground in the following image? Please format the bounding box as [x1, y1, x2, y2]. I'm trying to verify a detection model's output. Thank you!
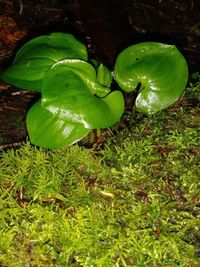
[0, 0, 200, 147]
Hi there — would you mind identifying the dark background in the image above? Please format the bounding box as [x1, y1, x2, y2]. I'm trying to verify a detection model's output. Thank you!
[0, 0, 200, 71]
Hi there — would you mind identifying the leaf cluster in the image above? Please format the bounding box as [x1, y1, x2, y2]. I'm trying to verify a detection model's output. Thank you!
[0, 33, 189, 148]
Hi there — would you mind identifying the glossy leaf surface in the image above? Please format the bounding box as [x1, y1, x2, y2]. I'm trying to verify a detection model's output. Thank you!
[27, 59, 124, 148]
[42, 60, 124, 128]
[1, 33, 88, 91]
[27, 100, 90, 148]
[14, 32, 88, 63]
[97, 63, 112, 87]
[114, 42, 189, 114]
[43, 59, 110, 98]
[90, 59, 112, 87]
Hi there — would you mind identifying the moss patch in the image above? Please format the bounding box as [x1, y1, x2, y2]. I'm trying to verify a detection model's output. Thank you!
[0, 78, 200, 266]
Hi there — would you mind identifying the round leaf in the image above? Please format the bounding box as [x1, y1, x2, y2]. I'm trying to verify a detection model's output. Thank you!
[1, 33, 88, 91]
[14, 32, 88, 63]
[26, 59, 124, 148]
[26, 100, 90, 148]
[43, 59, 110, 98]
[114, 42, 189, 114]
[41, 59, 124, 129]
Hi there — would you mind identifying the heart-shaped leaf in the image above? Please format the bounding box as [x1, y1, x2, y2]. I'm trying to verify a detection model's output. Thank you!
[114, 42, 189, 114]
[43, 59, 111, 98]
[0, 33, 88, 91]
[42, 59, 124, 129]
[26, 59, 124, 148]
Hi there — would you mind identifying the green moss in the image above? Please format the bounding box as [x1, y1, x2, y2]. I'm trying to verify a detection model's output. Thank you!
[186, 72, 200, 100]
[0, 82, 200, 266]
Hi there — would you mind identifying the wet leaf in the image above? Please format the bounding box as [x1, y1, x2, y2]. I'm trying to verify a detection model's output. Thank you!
[90, 59, 112, 87]
[1, 32, 88, 91]
[26, 100, 90, 148]
[114, 42, 189, 114]
[27, 59, 124, 148]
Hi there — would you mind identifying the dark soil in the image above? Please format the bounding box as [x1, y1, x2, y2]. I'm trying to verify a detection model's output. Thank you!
[0, 0, 200, 147]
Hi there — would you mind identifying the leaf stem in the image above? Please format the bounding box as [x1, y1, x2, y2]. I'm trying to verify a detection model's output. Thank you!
[129, 106, 136, 126]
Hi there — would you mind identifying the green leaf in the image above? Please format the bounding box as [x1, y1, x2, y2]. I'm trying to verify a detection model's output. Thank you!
[97, 63, 112, 87]
[26, 59, 124, 148]
[90, 59, 112, 87]
[41, 59, 124, 129]
[43, 59, 110, 98]
[0, 58, 55, 91]
[1, 33, 88, 92]
[114, 42, 189, 114]
[14, 32, 88, 63]
[26, 100, 90, 148]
